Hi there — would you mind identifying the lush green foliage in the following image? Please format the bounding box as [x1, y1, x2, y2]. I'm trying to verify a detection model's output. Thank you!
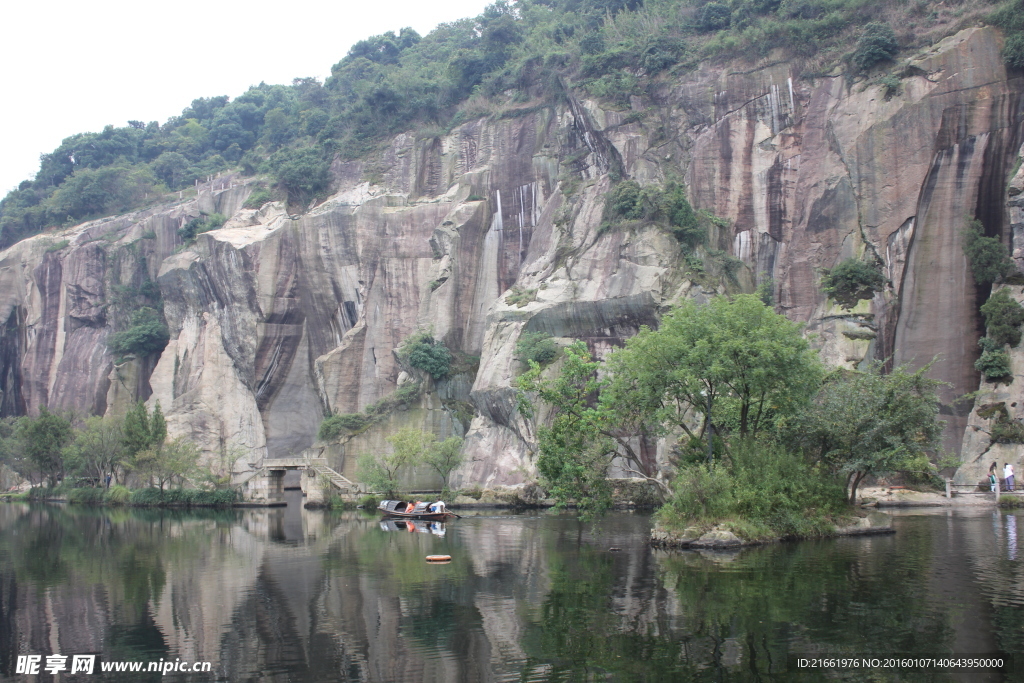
[976, 341, 1013, 382]
[1005, 33, 1024, 69]
[851, 22, 899, 71]
[242, 186, 274, 209]
[0, 0, 985, 247]
[602, 181, 705, 249]
[990, 0, 1024, 68]
[787, 364, 944, 502]
[980, 288, 1024, 347]
[107, 307, 170, 358]
[604, 294, 822, 444]
[260, 147, 329, 203]
[422, 436, 465, 496]
[820, 258, 885, 309]
[318, 382, 423, 443]
[127, 487, 239, 506]
[505, 286, 538, 307]
[991, 416, 1024, 443]
[357, 427, 434, 497]
[0, 401, 219, 496]
[366, 381, 423, 414]
[106, 484, 132, 504]
[319, 412, 373, 440]
[16, 407, 73, 487]
[518, 341, 619, 519]
[657, 440, 847, 540]
[964, 220, 1015, 286]
[62, 414, 126, 483]
[520, 295, 822, 518]
[400, 332, 452, 379]
[177, 212, 227, 241]
[516, 331, 559, 366]
[135, 437, 200, 490]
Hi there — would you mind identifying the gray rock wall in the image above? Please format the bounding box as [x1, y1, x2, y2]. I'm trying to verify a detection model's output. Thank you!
[0, 27, 1020, 483]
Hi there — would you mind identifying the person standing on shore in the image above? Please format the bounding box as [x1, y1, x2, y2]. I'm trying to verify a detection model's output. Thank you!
[990, 462, 999, 492]
[1004, 463, 1015, 492]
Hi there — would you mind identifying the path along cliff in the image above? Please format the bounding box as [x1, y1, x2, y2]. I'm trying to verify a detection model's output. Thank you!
[0, 26, 1021, 489]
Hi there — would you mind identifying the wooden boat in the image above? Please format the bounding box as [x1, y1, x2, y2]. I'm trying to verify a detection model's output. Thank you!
[379, 519, 447, 536]
[377, 499, 454, 521]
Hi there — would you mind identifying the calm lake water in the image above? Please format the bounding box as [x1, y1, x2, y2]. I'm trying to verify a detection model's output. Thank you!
[1, 496, 1023, 682]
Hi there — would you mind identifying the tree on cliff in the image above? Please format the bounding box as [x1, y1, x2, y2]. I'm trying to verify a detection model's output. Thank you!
[852, 22, 899, 71]
[964, 220, 1015, 286]
[820, 259, 886, 309]
[787, 364, 944, 503]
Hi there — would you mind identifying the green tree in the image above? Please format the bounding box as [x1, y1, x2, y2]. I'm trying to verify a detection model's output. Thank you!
[63, 415, 126, 484]
[976, 341, 1013, 383]
[518, 341, 636, 519]
[852, 22, 899, 71]
[17, 407, 73, 487]
[821, 259, 886, 309]
[135, 437, 200, 490]
[604, 294, 822, 457]
[423, 436, 464, 497]
[516, 331, 558, 366]
[108, 307, 170, 358]
[980, 289, 1024, 347]
[789, 364, 944, 502]
[400, 332, 452, 379]
[357, 427, 431, 497]
[264, 147, 329, 203]
[119, 401, 169, 484]
[964, 220, 1015, 286]
[1005, 33, 1024, 69]
[150, 401, 167, 448]
[698, 2, 732, 31]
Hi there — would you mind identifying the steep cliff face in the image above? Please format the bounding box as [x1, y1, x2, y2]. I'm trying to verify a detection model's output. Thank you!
[955, 141, 1024, 487]
[0, 27, 1020, 484]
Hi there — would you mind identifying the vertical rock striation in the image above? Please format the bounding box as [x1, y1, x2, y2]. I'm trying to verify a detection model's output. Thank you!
[0, 27, 1020, 482]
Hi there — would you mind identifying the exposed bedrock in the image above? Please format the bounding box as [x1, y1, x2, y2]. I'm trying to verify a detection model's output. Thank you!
[0, 27, 1020, 483]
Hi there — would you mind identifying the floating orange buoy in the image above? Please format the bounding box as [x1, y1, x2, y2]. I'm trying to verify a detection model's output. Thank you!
[426, 555, 451, 562]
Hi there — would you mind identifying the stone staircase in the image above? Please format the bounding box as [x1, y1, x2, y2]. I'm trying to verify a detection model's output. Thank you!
[309, 459, 358, 493]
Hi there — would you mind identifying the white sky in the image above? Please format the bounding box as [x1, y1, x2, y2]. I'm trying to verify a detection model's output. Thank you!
[0, 0, 494, 195]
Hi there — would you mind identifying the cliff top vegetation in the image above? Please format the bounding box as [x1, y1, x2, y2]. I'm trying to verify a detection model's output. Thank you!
[0, 0, 1015, 248]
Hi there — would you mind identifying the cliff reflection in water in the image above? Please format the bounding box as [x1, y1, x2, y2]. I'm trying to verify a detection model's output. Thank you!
[1, 504, 1023, 681]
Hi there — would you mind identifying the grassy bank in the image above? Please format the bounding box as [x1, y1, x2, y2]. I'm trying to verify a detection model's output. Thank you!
[656, 440, 852, 543]
[11, 484, 240, 507]
[304, 493, 377, 510]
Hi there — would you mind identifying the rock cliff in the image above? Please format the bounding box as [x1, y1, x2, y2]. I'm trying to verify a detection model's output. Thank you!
[0, 26, 1021, 486]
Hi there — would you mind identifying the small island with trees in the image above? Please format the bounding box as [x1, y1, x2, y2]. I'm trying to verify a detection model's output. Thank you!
[517, 294, 944, 546]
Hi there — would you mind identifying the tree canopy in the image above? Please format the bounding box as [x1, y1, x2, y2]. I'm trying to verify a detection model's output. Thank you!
[787, 364, 944, 502]
[519, 295, 824, 517]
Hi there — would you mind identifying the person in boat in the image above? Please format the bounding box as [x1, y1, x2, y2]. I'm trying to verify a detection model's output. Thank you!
[428, 500, 446, 513]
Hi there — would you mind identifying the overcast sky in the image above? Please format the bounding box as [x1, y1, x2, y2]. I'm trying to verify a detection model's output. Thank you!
[0, 0, 493, 195]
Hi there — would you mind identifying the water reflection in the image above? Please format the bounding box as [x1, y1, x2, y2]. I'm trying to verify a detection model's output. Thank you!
[0, 505, 1022, 681]
[379, 520, 447, 537]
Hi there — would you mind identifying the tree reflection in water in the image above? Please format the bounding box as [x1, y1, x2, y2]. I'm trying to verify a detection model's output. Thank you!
[0, 505, 1020, 681]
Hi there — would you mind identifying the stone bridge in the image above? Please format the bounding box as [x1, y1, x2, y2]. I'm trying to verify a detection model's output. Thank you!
[234, 457, 362, 504]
